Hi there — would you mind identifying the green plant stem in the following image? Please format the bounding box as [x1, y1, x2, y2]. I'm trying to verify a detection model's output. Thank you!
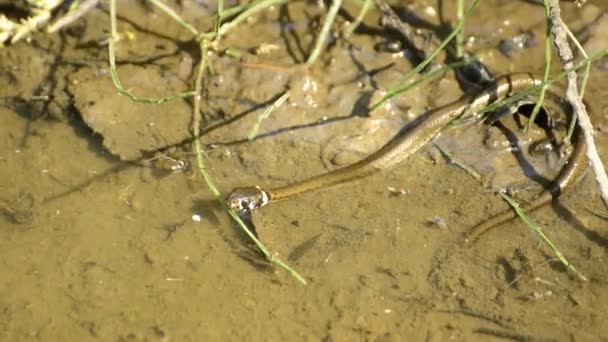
[455, 0, 465, 58]
[345, 0, 372, 37]
[563, 26, 590, 97]
[526, 0, 552, 133]
[248, 91, 290, 140]
[563, 24, 590, 142]
[370, 0, 480, 110]
[147, 0, 199, 37]
[373, 59, 467, 115]
[191, 41, 208, 137]
[215, 3, 250, 19]
[217, 0, 288, 37]
[214, 0, 224, 34]
[499, 192, 587, 281]
[107, 0, 306, 284]
[192, 141, 308, 284]
[107, 0, 195, 103]
[190, 42, 307, 285]
[306, 0, 343, 65]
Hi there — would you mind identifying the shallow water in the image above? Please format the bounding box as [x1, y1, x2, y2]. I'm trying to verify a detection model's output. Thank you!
[1, 0, 607, 340]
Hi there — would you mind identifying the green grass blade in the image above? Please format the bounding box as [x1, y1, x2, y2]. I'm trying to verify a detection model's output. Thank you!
[248, 91, 290, 140]
[306, 0, 343, 65]
[499, 192, 587, 281]
[108, 0, 195, 104]
[525, 0, 552, 133]
[190, 42, 307, 285]
[370, 0, 480, 110]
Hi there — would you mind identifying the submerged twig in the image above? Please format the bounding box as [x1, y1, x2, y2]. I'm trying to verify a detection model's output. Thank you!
[547, 0, 608, 208]
[433, 142, 481, 180]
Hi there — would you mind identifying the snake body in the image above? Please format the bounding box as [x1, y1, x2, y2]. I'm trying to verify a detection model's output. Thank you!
[464, 112, 586, 243]
[226, 74, 587, 236]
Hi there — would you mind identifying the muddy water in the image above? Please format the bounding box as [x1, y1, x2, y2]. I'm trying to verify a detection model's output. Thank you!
[1, 0, 607, 340]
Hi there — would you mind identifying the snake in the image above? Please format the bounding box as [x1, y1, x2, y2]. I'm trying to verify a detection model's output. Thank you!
[226, 74, 587, 239]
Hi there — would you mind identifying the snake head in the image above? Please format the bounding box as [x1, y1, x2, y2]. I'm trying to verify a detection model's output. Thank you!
[225, 186, 270, 211]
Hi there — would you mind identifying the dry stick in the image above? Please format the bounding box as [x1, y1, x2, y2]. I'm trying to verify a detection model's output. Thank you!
[547, 0, 608, 208]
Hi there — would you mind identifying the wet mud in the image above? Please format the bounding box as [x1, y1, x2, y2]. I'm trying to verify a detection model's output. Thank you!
[0, 0, 607, 340]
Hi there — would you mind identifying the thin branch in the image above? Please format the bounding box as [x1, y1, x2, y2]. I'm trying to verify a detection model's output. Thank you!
[547, 0, 608, 208]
